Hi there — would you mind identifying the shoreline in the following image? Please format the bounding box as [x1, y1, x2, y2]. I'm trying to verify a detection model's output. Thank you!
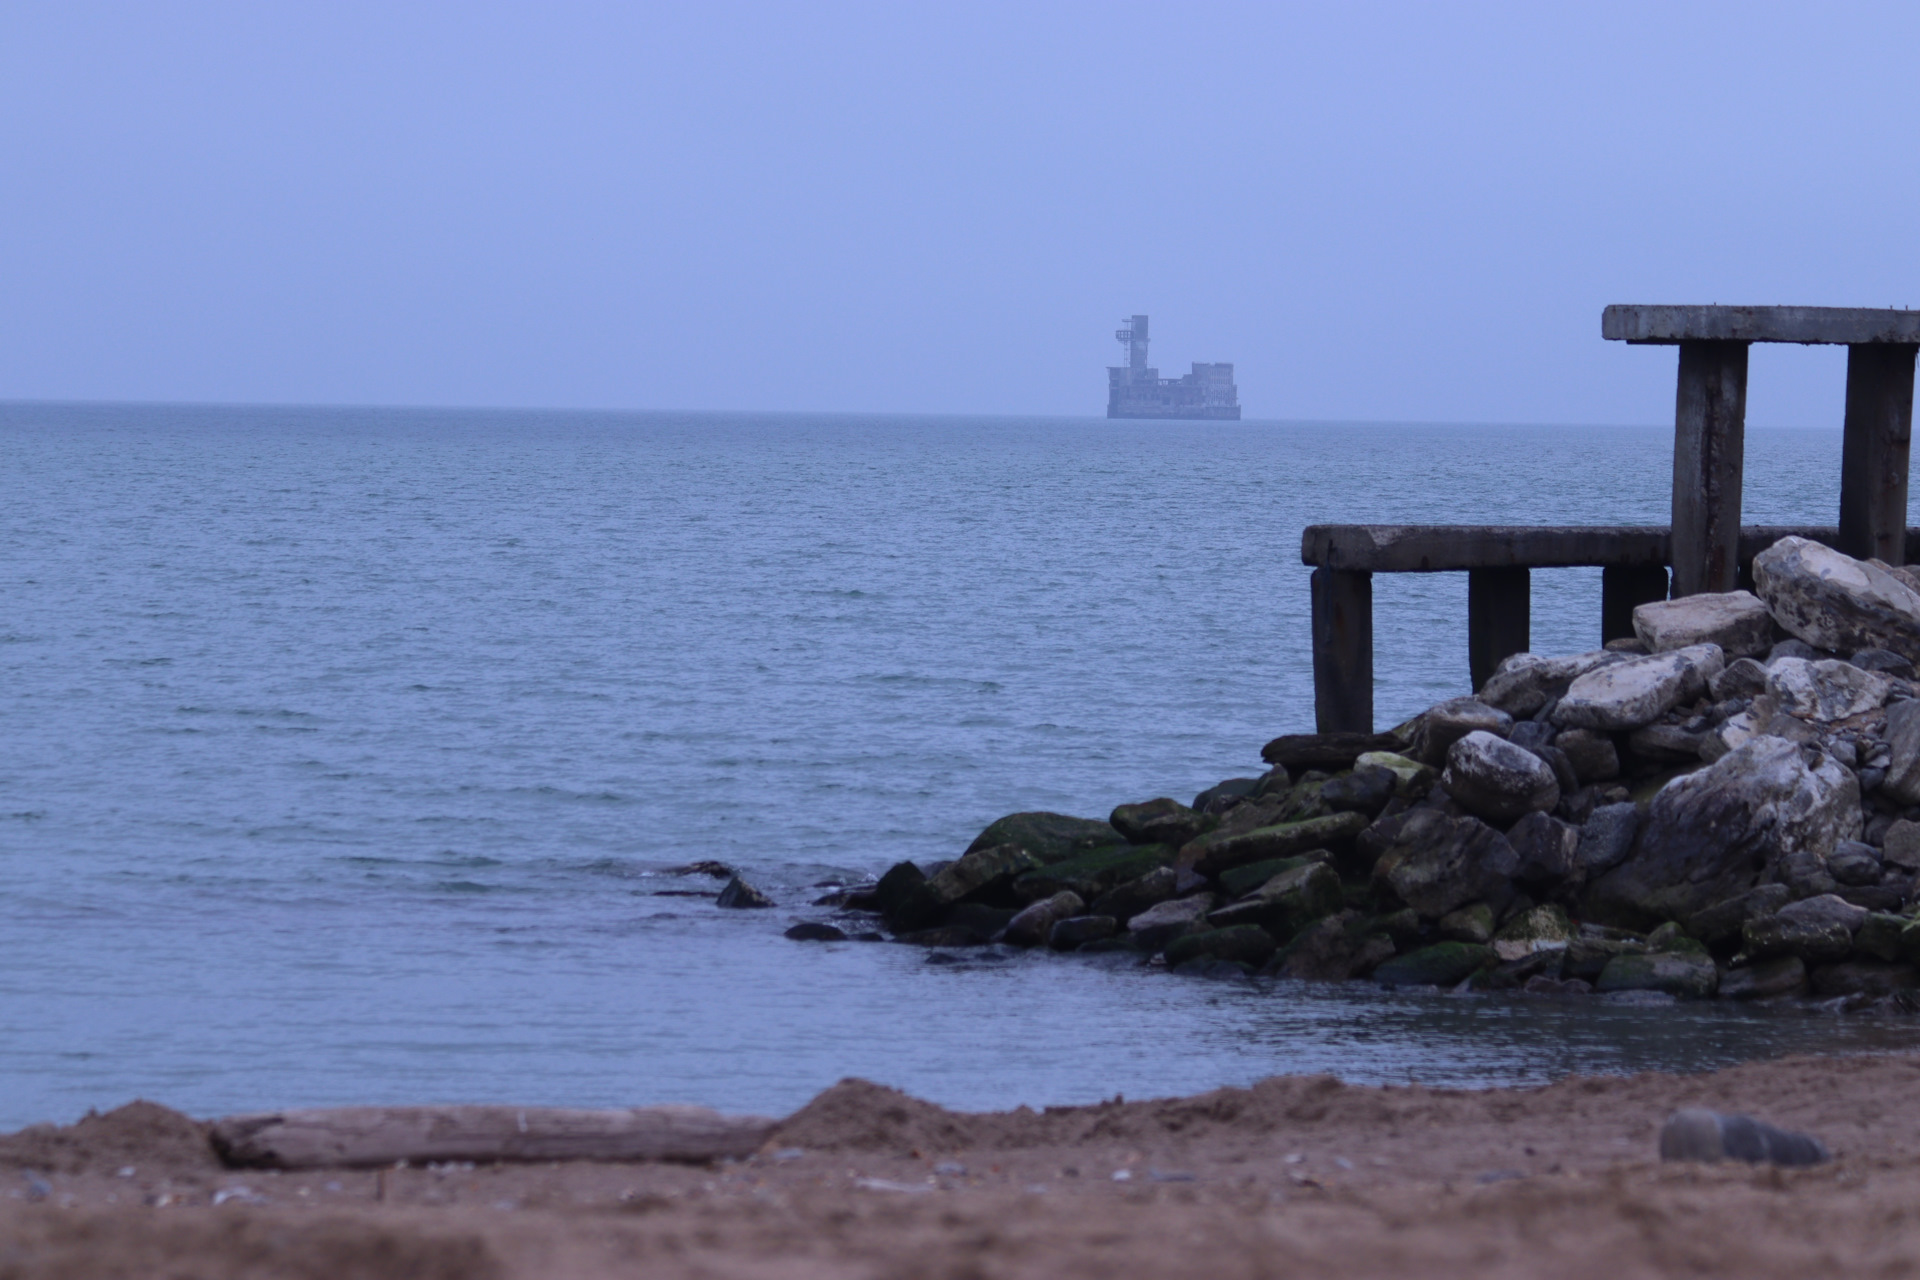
[9, 1051, 1920, 1278]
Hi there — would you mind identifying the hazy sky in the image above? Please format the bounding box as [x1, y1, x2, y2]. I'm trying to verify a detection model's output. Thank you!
[3, 2, 1915, 423]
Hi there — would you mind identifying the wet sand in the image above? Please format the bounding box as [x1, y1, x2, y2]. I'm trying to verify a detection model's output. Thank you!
[7, 1053, 1920, 1278]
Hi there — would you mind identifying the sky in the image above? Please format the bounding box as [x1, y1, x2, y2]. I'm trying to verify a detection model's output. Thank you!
[1, 1, 1916, 424]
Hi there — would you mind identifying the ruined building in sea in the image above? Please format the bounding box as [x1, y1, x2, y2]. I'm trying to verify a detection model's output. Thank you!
[1106, 315, 1240, 420]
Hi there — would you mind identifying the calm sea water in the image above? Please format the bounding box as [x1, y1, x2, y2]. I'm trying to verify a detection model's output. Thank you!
[5, 403, 1917, 1130]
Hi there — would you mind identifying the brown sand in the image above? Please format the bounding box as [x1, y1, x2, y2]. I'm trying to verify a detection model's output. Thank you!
[7, 1053, 1920, 1278]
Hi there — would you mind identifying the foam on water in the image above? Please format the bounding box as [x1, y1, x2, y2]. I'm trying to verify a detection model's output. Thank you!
[3, 403, 1915, 1128]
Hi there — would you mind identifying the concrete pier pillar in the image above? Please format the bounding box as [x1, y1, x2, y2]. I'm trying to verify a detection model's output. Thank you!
[1671, 340, 1749, 596]
[1839, 343, 1918, 565]
[1467, 567, 1529, 693]
[1311, 568, 1372, 734]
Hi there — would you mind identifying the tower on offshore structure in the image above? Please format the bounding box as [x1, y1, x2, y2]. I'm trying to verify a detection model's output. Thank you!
[1105, 315, 1240, 419]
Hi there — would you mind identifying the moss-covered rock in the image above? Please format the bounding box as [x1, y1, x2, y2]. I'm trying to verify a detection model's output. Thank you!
[1372, 942, 1496, 988]
[1853, 912, 1909, 963]
[1163, 924, 1278, 969]
[1218, 853, 1324, 899]
[1179, 811, 1369, 879]
[1354, 751, 1437, 798]
[1594, 950, 1718, 999]
[1013, 844, 1174, 902]
[1492, 903, 1575, 961]
[1436, 901, 1496, 944]
[965, 812, 1123, 863]
[1206, 861, 1343, 939]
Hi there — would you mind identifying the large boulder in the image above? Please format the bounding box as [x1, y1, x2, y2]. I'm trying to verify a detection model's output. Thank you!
[1632, 591, 1774, 658]
[1407, 697, 1513, 765]
[1441, 730, 1560, 823]
[1207, 861, 1343, 938]
[1752, 535, 1920, 662]
[1583, 736, 1861, 929]
[925, 844, 1042, 908]
[1551, 645, 1725, 731]
[1478, 650, 1620, 718]
[1012, 844, 1174, 903]
[1491, 903, 1575, 961]
[1575, 803, 1640, 876]
[1764, 658, 1891, 723]
[964, 812, 1122, 863]
[1165, 924, 1278, 969]
[1088, 866, 1178, 924]
[1878, 700, 1920, 805]
[1176, 811, 1368, 878]
[1554, 728, 1621, 783]
[1742, 893, 1866, 963]
[1108, 798, 1207, 848]
[1365, 809, 1519, 920]
[1126, 894, 1216, 951]
[1508, 811, 1580, 890]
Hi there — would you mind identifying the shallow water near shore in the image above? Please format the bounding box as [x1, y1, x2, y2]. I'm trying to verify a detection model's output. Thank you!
[5, 402, 1919, 1130]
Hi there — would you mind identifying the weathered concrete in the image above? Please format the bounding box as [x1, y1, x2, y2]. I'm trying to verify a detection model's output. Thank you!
[1603, 305, 1920, 346]
[1632, 590, 1773, 657]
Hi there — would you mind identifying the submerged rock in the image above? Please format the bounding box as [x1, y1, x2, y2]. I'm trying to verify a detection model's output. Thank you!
[1373, 942, 1495, 988]
[1716, 955, 1808, 1000]
[716, 875, 775, 908]
[1164, 924, 1278, 969]
[1594, 949, 1718, 999]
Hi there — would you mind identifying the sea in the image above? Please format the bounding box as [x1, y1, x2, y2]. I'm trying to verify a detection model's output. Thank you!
[5, 402, 1918, 1130]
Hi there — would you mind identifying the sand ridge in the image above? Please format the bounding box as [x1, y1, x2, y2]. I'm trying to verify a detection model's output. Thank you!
[6, 1053, 1920, 1278]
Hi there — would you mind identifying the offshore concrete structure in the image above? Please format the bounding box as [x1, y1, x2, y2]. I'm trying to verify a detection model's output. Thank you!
[1106, 315, 1240, 419]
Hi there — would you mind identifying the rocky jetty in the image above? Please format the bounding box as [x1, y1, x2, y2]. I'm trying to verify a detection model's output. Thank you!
[817, 536, 1920, 1012]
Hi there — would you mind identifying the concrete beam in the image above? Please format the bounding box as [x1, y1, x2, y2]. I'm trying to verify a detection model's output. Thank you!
[1605, 305, 1920, 346]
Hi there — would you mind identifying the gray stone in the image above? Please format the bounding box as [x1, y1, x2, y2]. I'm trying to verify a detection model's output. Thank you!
[1852, 912, 1910, 962]
[1829, 840, 1884, 887]
[1408, 697, 1514, 765]
[926, 844, 1043, 906]
[1777, 892, 1869, 933]
[1709, 657, 1771, 702]
[1765, 657, 1892, 723]
[1508, 720, 1556, 752]
[891, 924, 992, 947]
[1752, 536, 1920, 663]
[1768, 639, 1818, 664]
[1882, 818, 1920, 870]
[1353, 751, 1438, 798]
[1687, 883, 1793, 946]
[1633, 590, 1774, 658]
[1626, 723, 1706, 763]
[1594, 950, 1718, 998]
[1744, 902, 1857, 964]
[1002, 891, 1086, 947]
[1563, 933, 1647, 981]
[1715, 954, 1808, 1000]
[1879, 700, 1920, 805]
[1192, 778, 1263, 815]
[1318, 766, 1397, 817]
[1575, 803, 1640, 876]
[1854, 648, 1918, 679]
[1089, 867, 1178, 924]
[1206, 861, 1343, 936]
[716, 875, 775, 908]
[1109, 798, 1206, 848]
[1584, 737, 1862, 930]
[1478, 650, 1620, 718]
[1366, 808, 1519, 921]
[1553, 728, 1621, 783]
[1552, 645, 1725, 732]
[1126, 894, 1217, 951]
[1508, 811, 1579, 889]
[1441, 730, 1560, 823]
[1659, 1108, 1829, 1166]
[1774, 848, 1840, 899]
[1048, 915, 1118, 950]
[1491, 903, 1575, 961]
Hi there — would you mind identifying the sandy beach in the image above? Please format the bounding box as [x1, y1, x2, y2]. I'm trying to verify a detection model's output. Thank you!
[7, 1052, 1920, 1278]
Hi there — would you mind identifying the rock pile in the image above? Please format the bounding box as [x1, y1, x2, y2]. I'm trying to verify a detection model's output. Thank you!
[820, 536, 1920, 1012]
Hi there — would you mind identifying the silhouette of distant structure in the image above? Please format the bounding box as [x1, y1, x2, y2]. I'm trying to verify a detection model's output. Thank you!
[1105, 315, 1239, 419]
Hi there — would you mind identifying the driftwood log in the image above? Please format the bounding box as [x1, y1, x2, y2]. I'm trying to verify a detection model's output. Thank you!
[210, 1104, 778, 1169]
